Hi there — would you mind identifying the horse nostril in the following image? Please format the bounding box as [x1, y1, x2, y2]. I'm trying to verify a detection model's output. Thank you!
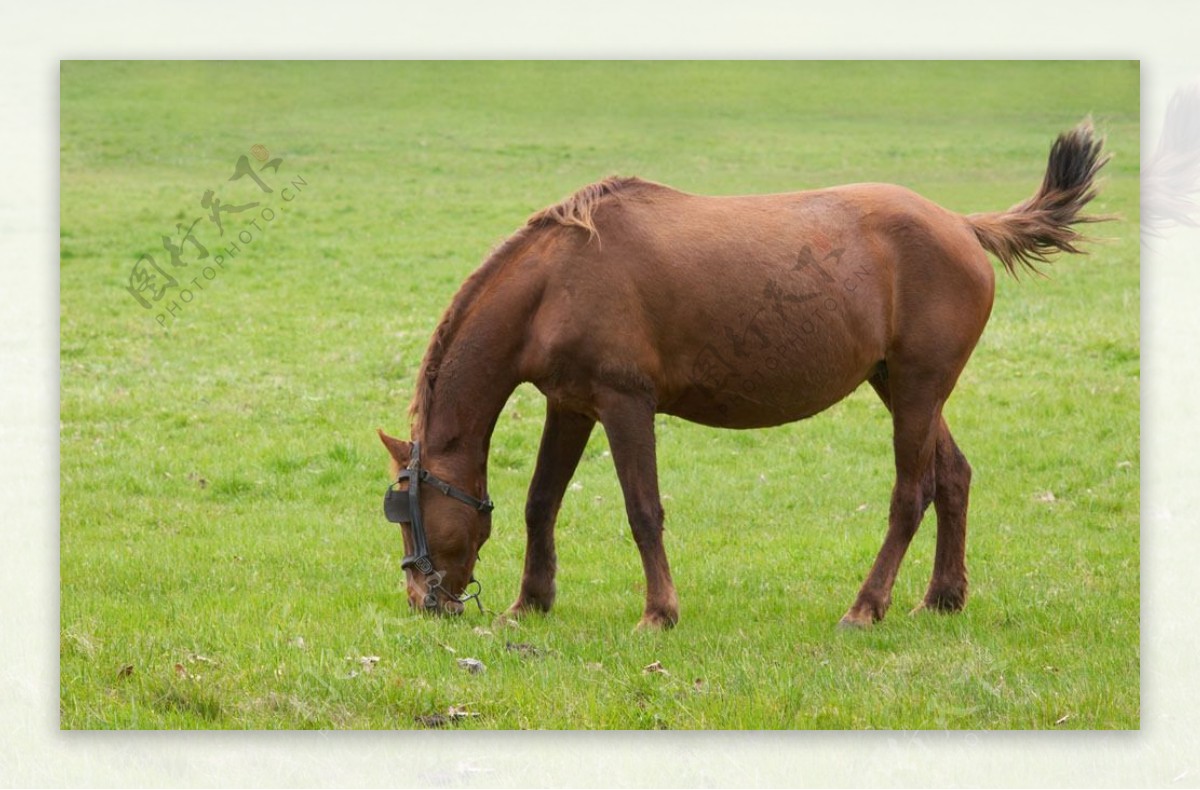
[423, 593, 439, 609]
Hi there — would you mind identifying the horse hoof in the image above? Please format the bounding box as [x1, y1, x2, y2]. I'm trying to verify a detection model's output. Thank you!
[493, 610, 523, 629]
[837, 611, 873, 630]
[910, 593, 966, 616]
[634, 613, 678, 631]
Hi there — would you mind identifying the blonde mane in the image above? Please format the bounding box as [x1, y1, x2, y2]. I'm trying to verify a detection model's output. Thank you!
[526, 175, 650, 239]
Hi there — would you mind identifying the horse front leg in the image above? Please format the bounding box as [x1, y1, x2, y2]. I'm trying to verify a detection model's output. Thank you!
[507, 404, 595, 618]
[596, 389, 679, 630]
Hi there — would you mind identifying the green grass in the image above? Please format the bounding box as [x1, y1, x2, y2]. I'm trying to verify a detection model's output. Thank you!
[60, 60, 1139, 729]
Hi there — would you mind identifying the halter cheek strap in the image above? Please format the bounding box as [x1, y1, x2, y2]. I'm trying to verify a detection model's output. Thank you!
[382, 440, 493, 611]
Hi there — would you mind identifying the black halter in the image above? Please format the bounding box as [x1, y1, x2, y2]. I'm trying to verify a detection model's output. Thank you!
[382, 440, 493, 611]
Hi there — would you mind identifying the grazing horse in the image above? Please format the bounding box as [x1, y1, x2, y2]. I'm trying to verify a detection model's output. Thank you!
[379, 120, 1108, 629]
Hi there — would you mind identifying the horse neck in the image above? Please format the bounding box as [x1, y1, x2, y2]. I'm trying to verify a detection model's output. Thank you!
[417, 276, 532, 487]
[420, 365, 516, 482]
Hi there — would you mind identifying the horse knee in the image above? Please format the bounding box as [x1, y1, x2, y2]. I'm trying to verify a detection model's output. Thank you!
[889, 481, 927, 538]
[524, 492, 560, 529]
[944, 441, 971, 478]
[920, 466, 937, 513]
[627, 501, 666, 547]
[937, 445, 972, 505]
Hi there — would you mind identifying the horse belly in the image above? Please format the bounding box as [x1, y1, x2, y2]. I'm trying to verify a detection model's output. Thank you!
[663, 330, 879, 428]
[656, 253, 887, 429]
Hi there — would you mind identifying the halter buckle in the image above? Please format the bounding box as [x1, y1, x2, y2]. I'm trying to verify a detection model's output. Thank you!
[403, 554, 434, 575]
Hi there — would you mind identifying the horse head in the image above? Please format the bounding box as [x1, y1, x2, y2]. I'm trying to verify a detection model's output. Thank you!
[377, 429, 492, 615]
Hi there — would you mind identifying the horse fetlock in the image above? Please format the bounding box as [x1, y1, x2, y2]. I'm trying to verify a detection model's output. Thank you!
[635, 608, 679, 631]
[922, 584, 967, 612]
[508, 589, 556, 615]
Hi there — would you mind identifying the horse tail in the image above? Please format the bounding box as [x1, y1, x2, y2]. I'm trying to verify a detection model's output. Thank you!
[966, 119, 1111, 278]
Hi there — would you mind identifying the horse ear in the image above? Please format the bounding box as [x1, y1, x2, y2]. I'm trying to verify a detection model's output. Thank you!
[376, 429, 412, 467]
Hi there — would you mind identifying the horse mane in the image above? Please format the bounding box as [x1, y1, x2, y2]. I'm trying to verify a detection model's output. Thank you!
[409, 175, 652, 435]
[527, 175, 651, 239]
[408, 229, 528, 437]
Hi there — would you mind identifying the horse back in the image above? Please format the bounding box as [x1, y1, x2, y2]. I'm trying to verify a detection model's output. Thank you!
[517, 180, 995, 426]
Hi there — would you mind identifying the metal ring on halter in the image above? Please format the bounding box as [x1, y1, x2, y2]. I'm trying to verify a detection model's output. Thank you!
[457, 577, 484, 613]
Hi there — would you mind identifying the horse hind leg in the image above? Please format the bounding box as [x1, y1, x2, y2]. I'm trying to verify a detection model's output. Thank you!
[507, 404, 595, 618]
[871, 367, 973, 614]
[867, 367, 937, 511]
[916, 420, 971, 613]
[839, 366, 942, 628]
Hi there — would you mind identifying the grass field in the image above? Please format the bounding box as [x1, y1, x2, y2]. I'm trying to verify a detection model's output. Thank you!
[59, 61, 1139, 729]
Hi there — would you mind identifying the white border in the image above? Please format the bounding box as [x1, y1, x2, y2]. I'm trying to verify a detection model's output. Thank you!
[4, 1, 1194, 787]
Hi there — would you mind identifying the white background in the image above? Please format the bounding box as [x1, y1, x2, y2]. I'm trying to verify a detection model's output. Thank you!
[1, 1, 1193, 787]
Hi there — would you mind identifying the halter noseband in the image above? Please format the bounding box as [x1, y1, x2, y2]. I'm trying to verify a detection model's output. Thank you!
[382, 440, 493, 611]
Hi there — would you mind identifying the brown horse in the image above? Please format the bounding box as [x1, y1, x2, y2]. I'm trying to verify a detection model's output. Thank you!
[378, 120, 1108, 629]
